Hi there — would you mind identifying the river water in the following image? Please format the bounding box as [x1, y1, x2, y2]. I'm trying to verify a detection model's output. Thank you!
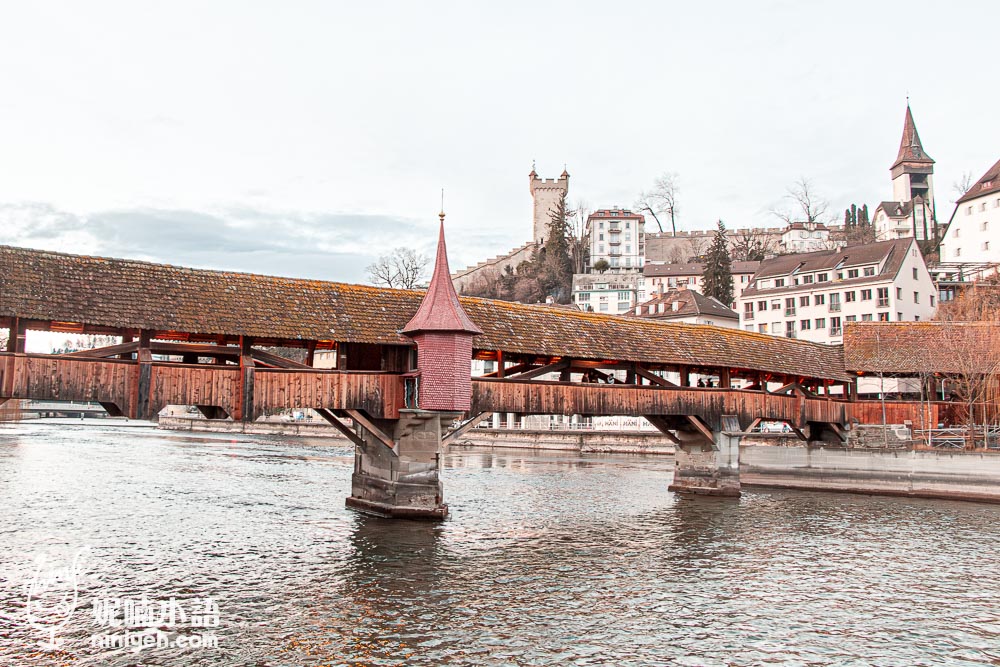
[1, 421, 998, 666]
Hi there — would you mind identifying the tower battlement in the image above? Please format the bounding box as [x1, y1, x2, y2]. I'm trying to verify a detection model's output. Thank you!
[529, 169, 569, 243]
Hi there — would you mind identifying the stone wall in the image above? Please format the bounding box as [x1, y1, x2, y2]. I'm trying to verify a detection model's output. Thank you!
[741, 444, 1000, 503]
[452, 428, 676, 455]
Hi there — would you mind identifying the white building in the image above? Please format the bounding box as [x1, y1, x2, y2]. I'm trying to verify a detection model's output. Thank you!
[939, 157, 1000, 276]
[737, 238, 937, 345]
[573, 272, 643, 313]
[633, 288, 739, 328]
[873, 104, 938, 243]
[586, 208, 645, 271]
[643, 261, 760, 309]
[780, 222, 831, 253]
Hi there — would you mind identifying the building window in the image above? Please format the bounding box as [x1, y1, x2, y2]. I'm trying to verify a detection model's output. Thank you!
[847, 269, 859, 278]
[800, 319, 811, 330]
[814, 294, 826, 306]
[625, 222, 630, 229]
[897, 312, 903, 321]
[860, 289, 872, 301]
[896, 287, 903, 299]
[599, 222, 604, 229]
[829, 293, 841, 311]
[862, 314, 873, 321]
[758, 324, 767, 333]
[785, 298, 796, 316]
[617, 302, 630, 312]
[599, 233, 604, 241]
[844, 291, 856, 303]
[983, 221, 990, 231]
[817, 273, 829, 282]
[745, 325, 754, 332]
[771, 322, 781, 334]
[599, 303, 609, 312]
[955, 229, 960, 238]
[914, 291, 919, 304]
[956, 247, 962, 257]
[877, 287, 889, 307]
[758, 300, 768, 311]
[775, 278, 785, 287]
[966, 206, 973, 215]
[771, 300, 781, 311]
[930, 295, 935, 307]
[744, 303, 755, 320]
[617, 291, 630, 300]
[803, 275, 814, 284]
[625, 245, 631, 253]
[878, 312, 889, 322]
[578, 292, 590, 301]
[785, 321, 796, 338]
[912, 267, 918, 280]
[984, 241, 991, 251]
[830, 317, 842, 336]
[815, 317, 826, 329]
[599, 245, 604, 253]
[799, 295, 809, 307]
[863, 267, 875, 277]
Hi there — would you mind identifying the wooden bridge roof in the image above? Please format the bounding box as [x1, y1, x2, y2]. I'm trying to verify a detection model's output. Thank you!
[844, 321, 1000, 375]
[0, 245, 851, 381]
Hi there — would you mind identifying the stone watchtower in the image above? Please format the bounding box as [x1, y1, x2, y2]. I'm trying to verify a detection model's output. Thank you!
[529, 167, 569, 244]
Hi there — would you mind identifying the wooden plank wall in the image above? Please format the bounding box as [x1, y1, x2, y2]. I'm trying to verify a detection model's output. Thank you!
[471, 378, 850, 429]
[2, 354, 136, 415]
[148, 364, 241, 420]
[253, 369, 402, 420]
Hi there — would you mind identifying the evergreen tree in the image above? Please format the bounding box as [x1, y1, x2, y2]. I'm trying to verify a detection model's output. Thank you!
[536, 193, 575, 303]
[701, 219, 733, 306]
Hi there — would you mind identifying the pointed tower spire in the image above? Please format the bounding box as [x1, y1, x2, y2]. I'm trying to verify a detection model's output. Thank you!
[402, 214, 482, 337]
[892, 103, 933, 168]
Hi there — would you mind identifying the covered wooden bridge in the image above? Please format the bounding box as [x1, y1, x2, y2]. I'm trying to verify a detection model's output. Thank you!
[0, 231, 903, 517]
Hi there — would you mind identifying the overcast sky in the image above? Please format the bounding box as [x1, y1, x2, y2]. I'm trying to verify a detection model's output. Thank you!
[1, 1, 997, 283]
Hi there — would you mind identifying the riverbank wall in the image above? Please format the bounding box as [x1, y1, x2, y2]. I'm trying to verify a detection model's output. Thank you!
[452, 429, 677, 455]
[741, 444, 1000, 503]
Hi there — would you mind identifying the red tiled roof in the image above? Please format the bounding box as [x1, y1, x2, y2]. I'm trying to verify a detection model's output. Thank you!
[0, 244, 851, 381]
[891, 104, 934, 169]
[956, 157, 1000, 205]
[402, 221, 482, 336]
[634, 289, 737, 321]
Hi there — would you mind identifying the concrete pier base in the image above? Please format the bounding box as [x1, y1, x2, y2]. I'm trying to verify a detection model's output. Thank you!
[668, 426, 742, 497]
[347, 409, 456, 520]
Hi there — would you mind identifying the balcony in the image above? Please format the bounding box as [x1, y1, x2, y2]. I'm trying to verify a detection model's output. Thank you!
[877, 298, 889, 308]
[829, 303, 842, 313]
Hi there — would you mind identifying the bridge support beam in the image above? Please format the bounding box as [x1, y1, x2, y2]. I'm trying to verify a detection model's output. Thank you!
[346, 409, 457, 520]
[668, 418, 741, 498]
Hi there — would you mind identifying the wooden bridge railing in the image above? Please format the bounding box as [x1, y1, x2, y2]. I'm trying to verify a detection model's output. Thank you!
[0, 353, 404, 421]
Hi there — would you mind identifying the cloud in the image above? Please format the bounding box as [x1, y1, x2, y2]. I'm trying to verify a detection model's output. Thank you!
[0, 202, 453, 284]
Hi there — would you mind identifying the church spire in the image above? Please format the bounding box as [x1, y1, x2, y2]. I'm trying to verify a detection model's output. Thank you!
[892, 103, 934, 168]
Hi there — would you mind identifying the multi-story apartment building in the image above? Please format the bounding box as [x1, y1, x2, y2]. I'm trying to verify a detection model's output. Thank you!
[939, 157, 1000, 276]
[643, 261, 760, 309]
[633, 288, 739, 328]
[780, 222, 831, 253]
[586, 208, 645, 271]
[737, 238, 937, 345]
[573, 272, 643, 313]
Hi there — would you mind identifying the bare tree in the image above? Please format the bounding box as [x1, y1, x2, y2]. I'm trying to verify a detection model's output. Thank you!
[771, 177, 831, 225]
[687, 237, 710, 262]
[952, 171, 976, 202]
[635, 172, 680, 235]
[366, 247, 430, 289]
[730, 227, 777, 262]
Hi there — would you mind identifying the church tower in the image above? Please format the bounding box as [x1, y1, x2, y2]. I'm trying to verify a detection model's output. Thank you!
[876, 104, 938, 242]
[529, 166, 569, 244]
[890, 104, 936, 240]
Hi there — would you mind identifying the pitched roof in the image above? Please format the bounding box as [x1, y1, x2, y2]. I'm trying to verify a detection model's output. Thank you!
[0, 244, 851, 381]
[844, 322, 1000, 374]
[956, 157, 1000, 205]
[741, 239, 914, 298]
[402, 220, 482, 336]
[875, 200, 913, 218]
[634, 289, 738, 321]
[644, 263, 704, 277]
[891, 104, 934, 169]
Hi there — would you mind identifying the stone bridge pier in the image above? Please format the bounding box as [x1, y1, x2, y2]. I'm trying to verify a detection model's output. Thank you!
[663, 416, 742, 497]
[347, 410, 459, 520]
